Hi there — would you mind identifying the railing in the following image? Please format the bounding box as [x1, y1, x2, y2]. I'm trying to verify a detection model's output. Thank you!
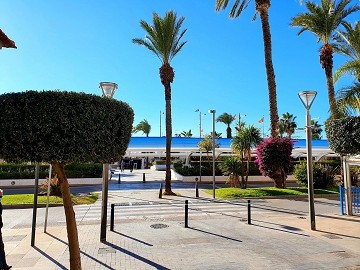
[339, 186, 360, 215]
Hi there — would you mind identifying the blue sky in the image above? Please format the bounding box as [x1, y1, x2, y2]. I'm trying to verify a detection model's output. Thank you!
[1, 1, 358, 139]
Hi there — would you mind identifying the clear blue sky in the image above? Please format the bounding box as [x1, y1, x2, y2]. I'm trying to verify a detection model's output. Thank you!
[1, 1, 358, 139]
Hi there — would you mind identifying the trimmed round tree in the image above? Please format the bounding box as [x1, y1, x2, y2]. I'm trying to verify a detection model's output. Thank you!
[325, 116, 360, 155]
[0, 90, 134, 270]
[255, 138, 293, 188]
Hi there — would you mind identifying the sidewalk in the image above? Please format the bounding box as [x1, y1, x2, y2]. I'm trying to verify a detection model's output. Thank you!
[2, 170, 360, 269]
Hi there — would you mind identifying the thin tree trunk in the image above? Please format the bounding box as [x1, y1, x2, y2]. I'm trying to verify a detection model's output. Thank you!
[164, 84, 175, 195]
[258, 4, 279, 138]
[325, 65, 340, 118]
[52, 162, 82, 270]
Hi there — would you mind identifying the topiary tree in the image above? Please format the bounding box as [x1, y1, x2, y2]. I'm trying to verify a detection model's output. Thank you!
[0, 90, 134, 270]
[255, 138, 293, 188]
[325, 116, 360, 155]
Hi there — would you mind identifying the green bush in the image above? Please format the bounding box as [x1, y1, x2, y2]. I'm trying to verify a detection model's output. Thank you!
[293, 161, 334, 189]
[325, 116, 360, 155]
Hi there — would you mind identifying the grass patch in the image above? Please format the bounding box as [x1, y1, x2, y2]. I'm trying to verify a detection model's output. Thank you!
[2, 193, 98, 205]
[204, 187, 339, 199]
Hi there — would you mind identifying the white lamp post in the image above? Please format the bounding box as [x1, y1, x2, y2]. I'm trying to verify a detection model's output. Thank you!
[99, 82, 118, 242]
[195, 109, 206, 182]
[209, 109, 216, 199]
[298, 90, 317, 231]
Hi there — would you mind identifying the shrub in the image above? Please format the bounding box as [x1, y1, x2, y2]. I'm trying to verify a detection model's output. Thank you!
[325, 116, 360, 155]
[255, 138, 293, 188]
[293, 161, 335, 189]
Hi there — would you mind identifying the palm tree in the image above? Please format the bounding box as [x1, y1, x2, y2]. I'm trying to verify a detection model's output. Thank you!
[336, 83, 360, 115]
[216, 0, 280, 138]
[279, 112, 297, 138]
[218, 157, 242, 187]
[232, 125, 262, 188]
[181, 129, 193, 137]
[216, 112, 235, 138]
[333, 21, 360, 83]
[311, 120, 323, 139]
[198, 134, 219, 172]
[333, 21, 360, 115]
[133, 119, 151, 137]
[133, 11, 187, 195]
[291, 0, 360, 119]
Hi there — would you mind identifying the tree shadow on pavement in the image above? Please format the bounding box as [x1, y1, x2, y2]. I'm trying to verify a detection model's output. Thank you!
[104, 242, 170, 270]
[45, 232, 115, 270]
[32, 246, 67, 269]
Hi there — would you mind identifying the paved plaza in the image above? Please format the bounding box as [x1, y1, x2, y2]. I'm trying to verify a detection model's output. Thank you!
[2, 170, 360, 269]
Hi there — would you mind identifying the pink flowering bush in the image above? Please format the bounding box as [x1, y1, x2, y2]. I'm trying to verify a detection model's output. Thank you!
[255, 138, 293, 188]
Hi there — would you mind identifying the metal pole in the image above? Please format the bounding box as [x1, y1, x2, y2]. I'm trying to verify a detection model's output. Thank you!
[143, 173, 146, 183]
[118, 172, 121, 184]
[343, 156, 353, 215]
[212, 111, 216, 199]
[160, 110, 162, 137]
[199, 111, 202, 183]
[195, 182, 199, 198]
[306, 110, 316, 230]
[247, 200, 251, 225]
[159, 183, 163, 198]
[185, 200, 189, 228]
[110, 204, 115, 231]
[44, 164, 52, 233]
[100, 163, 109, 242]
[31, 163, 40, 247]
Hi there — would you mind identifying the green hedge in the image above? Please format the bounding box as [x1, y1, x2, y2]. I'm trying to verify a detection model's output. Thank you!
[0, 163, 102, 179]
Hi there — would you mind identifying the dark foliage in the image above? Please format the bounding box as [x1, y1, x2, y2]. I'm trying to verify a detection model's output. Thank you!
[0, 90, 134, 164]
[325, 116, 360, 155]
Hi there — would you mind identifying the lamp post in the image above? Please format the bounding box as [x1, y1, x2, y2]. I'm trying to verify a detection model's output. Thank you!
[160, 110, 164, 137]
[195, 109, 206, 182]
[298, 90, 317, 231]
[237, 113, 246, 134]
[209, 110, 216, 198]
[99, 82, 118, 242]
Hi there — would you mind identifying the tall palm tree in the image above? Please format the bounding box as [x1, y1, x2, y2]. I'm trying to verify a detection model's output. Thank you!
[216, 0, 280, 138]
[216, 112, 235, 138]
[311, 120, 323, 139]
[133, 119, 151, 137]
[291, 0, 360, 119]
[133, 11, 187, 195]
[232, 125, 262, 188]
[279, 112, 297, 138]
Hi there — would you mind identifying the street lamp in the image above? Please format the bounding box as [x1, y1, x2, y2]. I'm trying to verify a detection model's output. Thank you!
[237, 113, 246, 134]
[298, 90, 317, 231]
[209, 109, 216, 199]
[99, 82, 118, 242]
[160, 111, 164, 137]
[195, 109, 206, 182]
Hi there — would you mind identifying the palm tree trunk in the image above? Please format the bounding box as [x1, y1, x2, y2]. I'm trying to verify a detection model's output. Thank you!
[258, 2, 279, 138]
[52, 162, 82, 270]
[325, 65, 340, 119]
[164, 84, 175, 195]
[226, 126, 232, 138]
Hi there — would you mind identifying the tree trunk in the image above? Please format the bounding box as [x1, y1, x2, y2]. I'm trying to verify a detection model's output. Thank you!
[321, 44, 340, 119]
[226, 126, 232, 138]
[52, 162, 82, 270]
[164, 84, 175, 195]
[258, 2, 279, 138]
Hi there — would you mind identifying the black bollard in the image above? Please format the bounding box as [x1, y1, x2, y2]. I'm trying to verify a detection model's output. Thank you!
[143, 173, 146, 183]
[195, 182, 199, 198]
[118, 173, 121, 184]
[185, 200, 189, 228]
[159, 183, 163, 198]
[110, 204, 115, 231]
[247, 200, 251, 225]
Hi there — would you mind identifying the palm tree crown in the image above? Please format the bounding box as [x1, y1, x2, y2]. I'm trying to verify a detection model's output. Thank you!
[291, 0, 360, 119]
[279, 112, 297, 138]
[216, 112, 236, 138]
[133, 120, 151, 137]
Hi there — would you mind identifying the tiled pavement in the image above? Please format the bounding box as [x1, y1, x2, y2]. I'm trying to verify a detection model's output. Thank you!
[2, 170, 360, 269]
